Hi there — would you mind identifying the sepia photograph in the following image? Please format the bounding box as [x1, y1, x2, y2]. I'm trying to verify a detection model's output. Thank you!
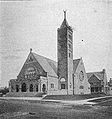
[0, 0, 112, 118]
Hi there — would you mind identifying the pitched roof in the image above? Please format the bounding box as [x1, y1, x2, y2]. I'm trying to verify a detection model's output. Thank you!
[87, 71, 104, 81]
[73, 58, 81, 73]
[32, 53, 81, 76]
[32, 52, 57, 77]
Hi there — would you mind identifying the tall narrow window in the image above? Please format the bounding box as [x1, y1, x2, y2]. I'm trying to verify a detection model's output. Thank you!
[61, 84, 65, 89]
[69, 53, 71, 58]
[36, 85, 38, 92]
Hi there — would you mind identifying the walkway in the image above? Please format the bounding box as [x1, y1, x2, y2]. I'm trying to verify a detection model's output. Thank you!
[0, 96, 112, 105]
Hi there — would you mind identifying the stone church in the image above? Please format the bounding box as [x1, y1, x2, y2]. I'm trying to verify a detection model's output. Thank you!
[8, 12, 90, 96]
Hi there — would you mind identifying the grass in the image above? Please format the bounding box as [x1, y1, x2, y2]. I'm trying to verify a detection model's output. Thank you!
[89, 97, 112, 103]
[0, 100, 22, 114]
[0, 98, 112, 119]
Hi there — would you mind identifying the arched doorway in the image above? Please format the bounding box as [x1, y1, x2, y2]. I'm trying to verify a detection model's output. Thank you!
[42, 84, 46, 93]
[29, 84, 33, 92]
[21, 83, 27, 92]
[16, 85, 19, 92]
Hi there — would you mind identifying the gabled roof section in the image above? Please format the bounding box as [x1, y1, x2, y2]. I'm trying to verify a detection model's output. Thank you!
[88, 74, 101, 83]
[32, 52, 57, 77]
[73, 58, 81, 73]
[87, 71, 104, 81]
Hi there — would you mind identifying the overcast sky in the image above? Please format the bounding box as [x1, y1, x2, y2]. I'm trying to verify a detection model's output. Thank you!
[0, 0, 112, 87]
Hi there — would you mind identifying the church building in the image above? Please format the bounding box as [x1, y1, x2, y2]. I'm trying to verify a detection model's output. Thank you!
[87, 69, 108, 94]
[8, 12, 90, 96]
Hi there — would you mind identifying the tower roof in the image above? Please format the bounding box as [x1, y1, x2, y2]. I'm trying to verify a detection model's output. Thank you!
[60, 19, 69, 28]
[60, 11, 71, 29]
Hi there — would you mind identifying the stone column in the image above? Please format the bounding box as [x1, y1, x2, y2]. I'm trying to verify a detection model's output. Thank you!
[19, 84, 21, 92]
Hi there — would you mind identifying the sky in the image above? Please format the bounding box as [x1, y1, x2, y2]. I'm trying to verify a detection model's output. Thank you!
[0, 0, 112, 87]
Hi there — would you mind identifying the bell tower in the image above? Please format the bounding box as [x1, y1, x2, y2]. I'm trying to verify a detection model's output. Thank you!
[57, 11, 73, 94]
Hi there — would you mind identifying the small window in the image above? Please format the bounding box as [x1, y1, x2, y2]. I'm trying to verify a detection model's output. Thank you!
[80, 92, 84, 95]
[79, 86, 84, 89]
[61, 84, 65, 89]
[68, 34, 72, 40]
[51, 83, 54, 88]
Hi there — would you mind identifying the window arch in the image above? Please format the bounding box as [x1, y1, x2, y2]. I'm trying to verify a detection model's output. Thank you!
[16, 85, 19, 92]
[21, 83, 27, 92]
[29, 84, 33, 92]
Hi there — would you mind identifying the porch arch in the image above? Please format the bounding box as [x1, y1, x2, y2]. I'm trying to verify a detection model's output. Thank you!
[29, 84, 33, 92]
[21, 83, 27, 92]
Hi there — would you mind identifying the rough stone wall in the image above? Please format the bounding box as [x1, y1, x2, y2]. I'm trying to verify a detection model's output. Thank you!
[18, 53, 46, 79]
[47, 75, 59, 94]
[67, 30, 73, 95]
[73, 59, 90, 94]
[57, 27, 68, 89]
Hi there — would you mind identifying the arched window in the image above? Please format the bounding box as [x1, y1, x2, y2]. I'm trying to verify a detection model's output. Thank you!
[16, 85, 19, 92]
[21, 83, 27, 92]
[29, 84, 33, 92]
[79, 71, 84, 81]
[42, 84, 46, 93]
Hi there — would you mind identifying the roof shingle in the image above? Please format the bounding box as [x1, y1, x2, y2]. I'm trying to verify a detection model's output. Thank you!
[87, 71, 104, 80]
[32, 53, 57, 77]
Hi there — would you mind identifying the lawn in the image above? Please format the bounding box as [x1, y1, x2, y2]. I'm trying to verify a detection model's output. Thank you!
[0, 98, 112, 119]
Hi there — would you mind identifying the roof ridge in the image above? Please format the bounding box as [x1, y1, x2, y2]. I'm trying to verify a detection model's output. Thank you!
[87, 71, 103, 74]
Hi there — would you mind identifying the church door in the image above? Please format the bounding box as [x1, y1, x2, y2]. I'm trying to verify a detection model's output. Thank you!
[21, 83, 27, 92]
[42, 84, 46, 93]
